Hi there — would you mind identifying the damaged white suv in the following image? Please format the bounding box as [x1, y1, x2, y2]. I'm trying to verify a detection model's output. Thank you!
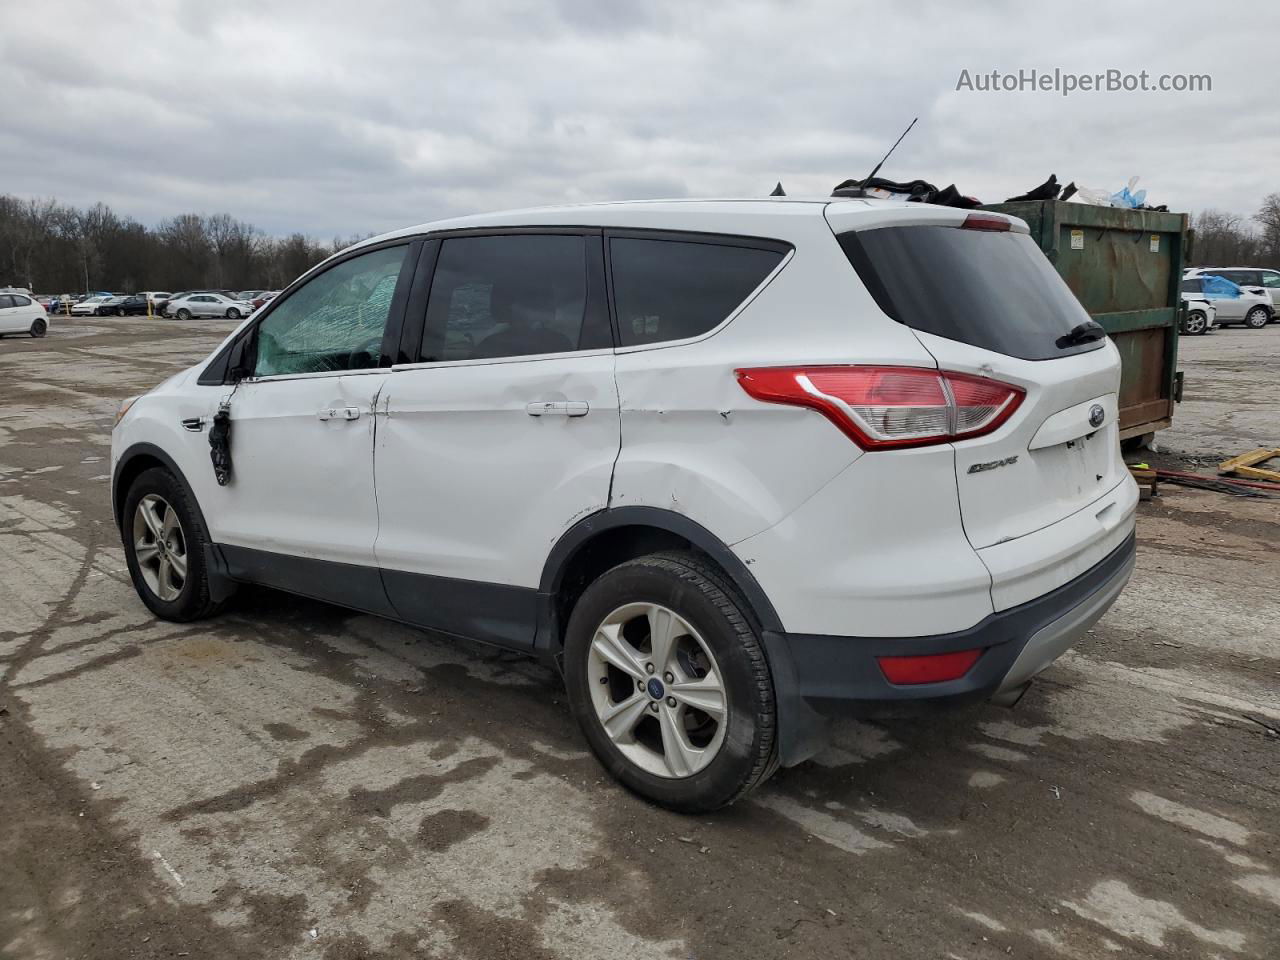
[112, 199, 1137, 811]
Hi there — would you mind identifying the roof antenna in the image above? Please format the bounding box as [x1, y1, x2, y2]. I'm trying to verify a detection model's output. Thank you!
[832, 117, 918, 198]
[770, 181, 786, 197]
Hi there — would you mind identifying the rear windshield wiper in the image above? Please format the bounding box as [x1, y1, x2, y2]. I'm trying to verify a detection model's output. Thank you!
[1057, 321, 1105, 349]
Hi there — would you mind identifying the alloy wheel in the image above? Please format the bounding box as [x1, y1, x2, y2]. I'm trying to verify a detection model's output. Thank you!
[586, 602, 728, 779]
[132, 494, 188, 602]
[1246, 307, 1269, 329]
[1184, 312, 1206, 335]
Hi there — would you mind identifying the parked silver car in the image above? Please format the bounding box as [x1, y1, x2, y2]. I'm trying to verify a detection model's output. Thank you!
[1192, 266, 1280, 313]
[166, 293, 256, 320]
[1180, 273, 1273, 329]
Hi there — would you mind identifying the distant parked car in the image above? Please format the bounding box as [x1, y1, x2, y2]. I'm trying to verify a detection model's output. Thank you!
[1191, 267, 1280, 315]
[71, 295, 114, 316]
[0, 292, 49, 337]
[1180, 274, 1273, 329]
[252, 291, 280, 310]
[95, 295, 129, 316]
[103, 295, 153, 317]
[237, 290, 266, 301]
[138, 291, 173, 310]
[167, 292, 256, 320]
[1179, 294, 1217, 336]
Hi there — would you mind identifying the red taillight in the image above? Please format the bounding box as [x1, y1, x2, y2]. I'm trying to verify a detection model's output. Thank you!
[877, 648, 983, 685]
[961, 214, 1011, 232]
[735, 365, 1023, 450]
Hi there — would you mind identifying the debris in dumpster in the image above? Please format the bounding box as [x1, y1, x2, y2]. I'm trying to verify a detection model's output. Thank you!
[1110, 176, 1147, 209]
[1005, 174, 1061, 203]
[1218, 448, 1280, 484]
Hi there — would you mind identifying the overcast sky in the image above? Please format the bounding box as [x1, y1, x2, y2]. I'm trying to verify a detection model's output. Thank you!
[3, 0, 1277, 238]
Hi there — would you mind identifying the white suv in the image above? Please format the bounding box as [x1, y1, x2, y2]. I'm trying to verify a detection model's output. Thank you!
[111, 199, 1137, 811]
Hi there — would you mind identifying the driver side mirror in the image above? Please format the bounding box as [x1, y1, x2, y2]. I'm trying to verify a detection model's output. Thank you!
[227, 333, 254, 383]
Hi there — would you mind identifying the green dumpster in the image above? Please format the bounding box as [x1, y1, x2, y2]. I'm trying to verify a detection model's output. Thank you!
[980, 200, 1188, 443]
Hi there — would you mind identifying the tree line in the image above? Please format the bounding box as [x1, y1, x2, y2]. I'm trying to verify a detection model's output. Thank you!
[1189, 194, 1280, 269]
[0, 195, 371, 295]
[3, 191, 1279, 296]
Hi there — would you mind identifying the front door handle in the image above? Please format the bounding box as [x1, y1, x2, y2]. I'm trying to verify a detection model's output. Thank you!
[526, 401, 589, 418]
[318, 405, 361, 421]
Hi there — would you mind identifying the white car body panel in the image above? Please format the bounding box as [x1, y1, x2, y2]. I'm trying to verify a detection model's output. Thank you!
[374, 352, 619, 587]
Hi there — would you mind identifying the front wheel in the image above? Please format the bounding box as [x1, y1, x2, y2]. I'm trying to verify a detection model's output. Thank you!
[1245, 307, 1271, 329]
[30, 318, 47, 338]
[563, 551, 776, 813]
[226, 308, 241, 319]
[175, 308, 192, 321]
[1183, 310, 1208, 336]
[122, 467, 229, 621]
[116, 307, 126, 317]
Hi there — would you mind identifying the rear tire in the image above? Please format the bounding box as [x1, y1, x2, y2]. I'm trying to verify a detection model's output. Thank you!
[175, 308, 192, 321]
[1245, 307, 1270, 329]
[121, 467, 229, 622]
[116, 307, 126, 317]
[226, 308, 241, 319]
[563, 551, 777, 813]
[29, 318, 47, 338]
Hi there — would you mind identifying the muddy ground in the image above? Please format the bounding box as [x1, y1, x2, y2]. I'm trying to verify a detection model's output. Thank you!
[1, 315, 1277, 960]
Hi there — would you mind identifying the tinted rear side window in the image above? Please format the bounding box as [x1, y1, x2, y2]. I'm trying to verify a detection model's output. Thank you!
[609, 237, 784, 347]
[839, 226, 1101, 361]
[421, 234, 609, 362]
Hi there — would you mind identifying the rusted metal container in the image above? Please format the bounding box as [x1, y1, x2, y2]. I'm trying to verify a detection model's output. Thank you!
[980, 200, 1189, 443]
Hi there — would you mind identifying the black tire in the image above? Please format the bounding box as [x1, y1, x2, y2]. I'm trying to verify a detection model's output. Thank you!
[1183, 310, 1208, 336]
[563, 551, 776, 813]
[1245, 306, 1270, 329]
[116, 307, 126, 317]
[226, 308, 241, 320]
[29, 318, 47, 338]
[121, 467, 229, 622]
[175, 308, 192, 321]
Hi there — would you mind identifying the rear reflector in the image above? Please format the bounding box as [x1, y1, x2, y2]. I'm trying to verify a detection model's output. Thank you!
[735, 365, 1024, 449]
[877, 648, 983, 685]
[961, 214, 1012, 232]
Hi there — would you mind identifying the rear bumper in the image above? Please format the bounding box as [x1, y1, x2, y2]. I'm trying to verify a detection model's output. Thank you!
[762, 530, 1136, 766]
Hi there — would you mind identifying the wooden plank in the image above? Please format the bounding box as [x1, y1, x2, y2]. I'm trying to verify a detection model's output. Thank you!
[1219, 448, 1280, 482]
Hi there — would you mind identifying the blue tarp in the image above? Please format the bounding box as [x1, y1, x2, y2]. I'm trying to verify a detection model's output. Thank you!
[1201, 275, 1242, 298]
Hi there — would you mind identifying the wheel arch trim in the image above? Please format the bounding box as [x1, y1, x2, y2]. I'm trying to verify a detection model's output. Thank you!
[535, 506, 784, 652]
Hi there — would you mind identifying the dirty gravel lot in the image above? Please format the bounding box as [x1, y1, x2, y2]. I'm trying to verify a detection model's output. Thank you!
[1, 315, 1277, 960]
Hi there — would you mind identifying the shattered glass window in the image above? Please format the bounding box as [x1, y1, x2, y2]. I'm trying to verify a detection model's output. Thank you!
[254, 245, 408, 377]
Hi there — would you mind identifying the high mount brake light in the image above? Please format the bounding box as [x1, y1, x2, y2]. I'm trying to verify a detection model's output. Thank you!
[735, 366, 1024, 450]
[961, 214, 1012, 232]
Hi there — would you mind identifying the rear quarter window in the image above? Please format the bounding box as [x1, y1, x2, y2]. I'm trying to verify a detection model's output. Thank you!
[609, 237, 785, 347]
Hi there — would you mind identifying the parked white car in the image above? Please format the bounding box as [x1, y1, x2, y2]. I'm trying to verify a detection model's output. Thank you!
[70, 295, 114, 316]
[166, 293, 256, 320]
[111, 198, 1138, 811]
[1191, 266, 1280, 314]
[1180, 272, 1273, 329]
[0, 291, 49, 337]
[1180, 294, 1217, 335]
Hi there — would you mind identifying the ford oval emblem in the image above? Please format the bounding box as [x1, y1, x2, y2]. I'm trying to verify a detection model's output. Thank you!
[1089, 404, 1105, 428]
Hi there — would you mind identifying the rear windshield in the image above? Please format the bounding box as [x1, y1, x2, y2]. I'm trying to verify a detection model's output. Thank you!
[839, 225, 1102, 361]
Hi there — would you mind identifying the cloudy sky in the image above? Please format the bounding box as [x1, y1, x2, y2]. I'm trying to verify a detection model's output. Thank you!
[3, 0, 1277, 238]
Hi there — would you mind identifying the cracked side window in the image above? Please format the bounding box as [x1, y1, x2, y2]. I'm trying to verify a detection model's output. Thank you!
[254, 245, 408, 377]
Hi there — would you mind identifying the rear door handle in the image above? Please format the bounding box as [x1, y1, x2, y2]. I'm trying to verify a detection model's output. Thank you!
[318, 405, 360, 421]
[526, 401, 589, 418]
